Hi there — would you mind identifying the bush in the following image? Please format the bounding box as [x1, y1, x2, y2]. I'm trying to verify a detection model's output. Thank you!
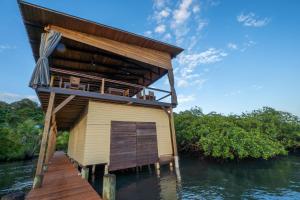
[175, 107, 300, 160]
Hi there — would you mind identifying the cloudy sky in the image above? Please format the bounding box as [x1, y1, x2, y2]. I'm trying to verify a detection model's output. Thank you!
[0, 0, 299, 116]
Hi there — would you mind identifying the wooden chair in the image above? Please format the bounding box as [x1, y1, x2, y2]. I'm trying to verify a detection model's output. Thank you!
[124, 89, 130, 97]
[64, 76, 86, 90]
[148, 91, 156, 101]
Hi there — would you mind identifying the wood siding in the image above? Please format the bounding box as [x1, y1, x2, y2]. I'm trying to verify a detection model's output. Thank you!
[67, 112, 87, 165]
[136, 122, 158, 166]
[83, 101, 172, 166]
[109, 121, 158, 171]
[110, 121, 137, 171]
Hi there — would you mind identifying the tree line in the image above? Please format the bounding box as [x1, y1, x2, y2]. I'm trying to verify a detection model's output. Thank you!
[1, 99, 299, 161]
[175, 107, 300, 160]
[0, 99, 68, 161]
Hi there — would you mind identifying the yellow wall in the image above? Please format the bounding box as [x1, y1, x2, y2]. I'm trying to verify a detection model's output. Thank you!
[84, 101, 173, 166]
[68, 100, 173, 166]
[67, 112, 87, 165]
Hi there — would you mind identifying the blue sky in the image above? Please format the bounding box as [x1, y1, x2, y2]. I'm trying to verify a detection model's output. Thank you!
[0, 0, 299, 116]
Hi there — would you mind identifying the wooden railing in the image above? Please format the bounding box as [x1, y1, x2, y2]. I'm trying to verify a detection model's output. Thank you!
[50, 67, 172, 102]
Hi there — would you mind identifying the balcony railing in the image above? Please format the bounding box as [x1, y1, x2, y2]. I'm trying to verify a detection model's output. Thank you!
[49, 67, 172, 104]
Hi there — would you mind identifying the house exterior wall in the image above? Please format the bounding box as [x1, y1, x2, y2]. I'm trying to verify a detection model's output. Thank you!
[67, 111, 87, 165]
[67, 100, 173, 166]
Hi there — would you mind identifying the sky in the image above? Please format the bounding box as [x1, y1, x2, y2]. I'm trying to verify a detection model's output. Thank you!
[0, 0, 299, 116]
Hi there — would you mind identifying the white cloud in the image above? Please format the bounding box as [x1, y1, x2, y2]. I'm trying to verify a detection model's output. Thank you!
[0, 44, 16, 52]
[240, 40, 256, 52]
[144, 30, 152, 37]
[172, 0, 193, 26]
[192, 5, 200, 13]
[197, 20, 208, 31]
[0, 92, 38, 103]
[178, 94, 196, 103]
[178, 48, 228, 68]
[159, 9, 170, 18]
[153, 0, 167, 9]
[155, 24, 166, 33]
[175, 48, 226, 88]
[163, 33, 172, 40]
[227, 42, 238, 50]
[237, 12, 270, 27]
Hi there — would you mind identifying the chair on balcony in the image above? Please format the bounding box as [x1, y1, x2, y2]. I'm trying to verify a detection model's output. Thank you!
[64, 76, 86, 91]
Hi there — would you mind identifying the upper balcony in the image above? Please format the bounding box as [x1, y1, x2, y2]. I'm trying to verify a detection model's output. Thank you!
[19, 1, 183, 129]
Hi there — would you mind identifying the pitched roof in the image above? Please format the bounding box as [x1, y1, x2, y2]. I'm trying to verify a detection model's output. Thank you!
[18, 0, 184, 60]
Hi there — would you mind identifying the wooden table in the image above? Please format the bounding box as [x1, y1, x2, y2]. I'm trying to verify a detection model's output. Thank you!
[108, 87, 125, 96]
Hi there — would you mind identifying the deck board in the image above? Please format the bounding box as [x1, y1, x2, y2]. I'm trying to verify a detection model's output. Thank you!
[26, 151, 101, 200]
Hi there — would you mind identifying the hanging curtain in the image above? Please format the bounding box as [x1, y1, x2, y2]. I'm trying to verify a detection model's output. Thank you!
[168, 69, 178, 106]
[29, 30, 62, 87]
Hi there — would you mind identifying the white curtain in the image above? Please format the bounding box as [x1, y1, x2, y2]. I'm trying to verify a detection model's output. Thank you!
[29, 30, 61, 87]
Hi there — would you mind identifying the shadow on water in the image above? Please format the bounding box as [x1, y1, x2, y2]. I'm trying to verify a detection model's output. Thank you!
[1, 153, 300, 199]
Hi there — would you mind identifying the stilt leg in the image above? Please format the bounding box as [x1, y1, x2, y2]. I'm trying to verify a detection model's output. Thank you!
[155, 162, 160, 177]
[81, 167, 89, 180]
[102, 174, 116, 200]
[174, 156, 181, 181]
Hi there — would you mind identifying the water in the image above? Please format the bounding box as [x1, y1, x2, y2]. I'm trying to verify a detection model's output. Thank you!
[0, 159, 36, 197]
[1, 154, 300, 199]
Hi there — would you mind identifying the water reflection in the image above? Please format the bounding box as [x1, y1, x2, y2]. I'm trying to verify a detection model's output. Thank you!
[90, 153, 300, 200]
[90, 165, 179, 200]
[1, 153, 300, 199]
[0, 159, 36, 196]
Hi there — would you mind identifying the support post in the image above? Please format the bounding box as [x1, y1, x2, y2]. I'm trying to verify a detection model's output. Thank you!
[92, 165, 96, 175]
[155, 162, 160, 177]
[81, 167, 89, 180]
[102, 174, 116, 200]
[104, 164, 109, 175]
[169, 108, 181, 180]
[33, 91, 55, 189]
[44, 125, 55, 171]
[169, 162, 174, 172]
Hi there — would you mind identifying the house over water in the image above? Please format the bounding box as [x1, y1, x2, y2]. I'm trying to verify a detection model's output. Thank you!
[19, 1, 183, 188]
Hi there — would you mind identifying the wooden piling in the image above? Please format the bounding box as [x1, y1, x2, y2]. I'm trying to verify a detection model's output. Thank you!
[104, 164, 109, 175]
[155, 162, 160, 177]
[102, 174, 116, 200]
[92, 165, 96, 175]
[81, 167, 89, 180]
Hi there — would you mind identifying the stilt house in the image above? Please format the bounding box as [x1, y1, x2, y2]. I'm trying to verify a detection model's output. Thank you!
[19, 1, 183, 186]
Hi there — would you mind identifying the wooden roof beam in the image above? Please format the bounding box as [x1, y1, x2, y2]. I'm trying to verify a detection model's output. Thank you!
[45, 25, 172, 70]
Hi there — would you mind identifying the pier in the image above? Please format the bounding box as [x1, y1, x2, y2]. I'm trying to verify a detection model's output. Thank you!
[26, 151, 101, 200]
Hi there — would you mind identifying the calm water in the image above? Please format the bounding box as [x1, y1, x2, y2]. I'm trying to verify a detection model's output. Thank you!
[1, 153, 300, 199]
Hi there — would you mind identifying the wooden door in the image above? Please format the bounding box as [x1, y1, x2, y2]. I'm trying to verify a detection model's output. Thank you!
[110, 121, 137, 171]
[136, 122, 158, 166]
[109, 121, 158, 171]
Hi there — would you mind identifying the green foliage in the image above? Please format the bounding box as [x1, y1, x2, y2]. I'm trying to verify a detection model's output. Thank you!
[0, 99, 43, 161]
[0, 99, 71, 161]
[56, 131, 69, 151]
[175, 107, 300, 160]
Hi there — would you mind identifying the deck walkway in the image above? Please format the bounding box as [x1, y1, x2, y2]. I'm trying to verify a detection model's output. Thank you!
[26, 151, 101, 200]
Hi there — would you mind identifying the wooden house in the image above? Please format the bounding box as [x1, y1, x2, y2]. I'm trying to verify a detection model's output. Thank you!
[19, 1, 183, 188]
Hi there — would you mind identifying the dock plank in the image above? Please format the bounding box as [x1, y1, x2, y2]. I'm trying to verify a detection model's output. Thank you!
[26, 151, 101, 200]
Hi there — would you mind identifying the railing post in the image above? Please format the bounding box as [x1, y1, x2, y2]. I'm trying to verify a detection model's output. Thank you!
[143, 87, 146, 100]
[101, 78, 105, 94]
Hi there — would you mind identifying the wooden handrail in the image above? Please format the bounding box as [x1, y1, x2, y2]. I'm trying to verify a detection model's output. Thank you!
[50, 67, 171, 94]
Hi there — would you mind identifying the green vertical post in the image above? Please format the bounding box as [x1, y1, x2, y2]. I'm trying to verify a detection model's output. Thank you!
[102, 174, 116, 200]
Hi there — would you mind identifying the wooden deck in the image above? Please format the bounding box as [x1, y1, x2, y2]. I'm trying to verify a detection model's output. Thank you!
[26, 151, 102, 200]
